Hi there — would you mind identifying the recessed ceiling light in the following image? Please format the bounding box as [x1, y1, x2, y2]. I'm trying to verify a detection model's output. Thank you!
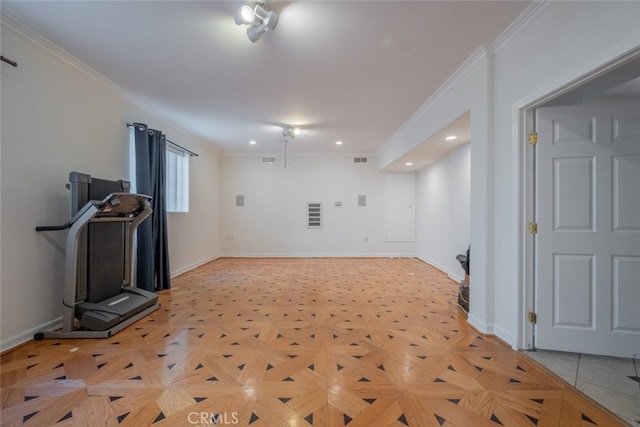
[335, 141, 343, 145]
[446, 135, 457, 141]
[405, 162, 413, 166]
[249, 140, 257, 145]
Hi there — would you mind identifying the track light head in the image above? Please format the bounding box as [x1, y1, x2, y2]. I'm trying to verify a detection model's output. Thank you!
[253, 5, 278, 31]
[234, 3, 255, 25]
[283, 126, 301, 139]
[234, 0, 278, 42]
[247, 24, 267, 43]
[240, 5, 255, 23]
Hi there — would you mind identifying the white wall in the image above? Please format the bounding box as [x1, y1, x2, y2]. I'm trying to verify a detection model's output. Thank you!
[448, 144, 471, 279]
[416, 143, 470, 280]
[166, 140, 221, 277]
[0, 22, 221, 350]
[490, 1, 640, 346]
[380, 1, 640, 348]
[5, 1, 639, 353]
[220, 153, 416, 257]
[379, 48, 496, 336]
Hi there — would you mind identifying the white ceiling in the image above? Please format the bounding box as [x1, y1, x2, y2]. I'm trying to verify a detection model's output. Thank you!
[600, 77, 640, 97]
[1, 1, 530, 160]
[394, 111, 471, 171]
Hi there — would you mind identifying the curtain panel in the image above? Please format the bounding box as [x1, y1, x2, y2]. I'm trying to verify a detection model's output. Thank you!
[133, 123, 171, 291]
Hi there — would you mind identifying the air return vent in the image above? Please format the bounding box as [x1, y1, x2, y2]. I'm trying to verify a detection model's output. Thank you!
[353, 157, 368, 163]
[307, 202, 323, 229]
[262, 156, 276, 164]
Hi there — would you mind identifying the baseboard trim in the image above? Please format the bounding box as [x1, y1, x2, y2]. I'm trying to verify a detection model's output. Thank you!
[448, 272, 464, 283]
[415, 255, 461, 280]
[493, 325, 516, 350]
[1, 253, 219, 353]
[467, 313, 516, 350]
[415, 255, 445, 272]
[467, 312, 495, 336]
[220, 253, 417, 259]
[171, 255, 219, 278]
[0, 256, 486, 353]
[1, 317, 62, 353]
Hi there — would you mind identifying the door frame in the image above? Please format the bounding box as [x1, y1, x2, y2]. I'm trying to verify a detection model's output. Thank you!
[515, 44, 640, 351]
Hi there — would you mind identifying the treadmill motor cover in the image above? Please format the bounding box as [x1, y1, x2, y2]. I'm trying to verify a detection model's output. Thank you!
[77, 286, 158, 331]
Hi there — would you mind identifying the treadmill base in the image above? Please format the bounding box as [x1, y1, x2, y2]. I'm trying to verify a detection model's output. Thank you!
[34, 303, 160, 340]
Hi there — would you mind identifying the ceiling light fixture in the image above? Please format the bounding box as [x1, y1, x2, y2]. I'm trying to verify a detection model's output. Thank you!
[234, 0, 279, 43]
[249, 140, 257, 145]
[405, 162, 413, 166]
[335, 141, 343, 146]
[282, 126, 300, 139]
[446, 135, 457, 141]
[238, 5, 254, 23]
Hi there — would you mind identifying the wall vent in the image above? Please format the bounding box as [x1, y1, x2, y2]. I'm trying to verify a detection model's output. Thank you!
[358, 195, 367, 207]
[236, 195, 245, 207]
[262, 156, 276, 164]
[306, 202, 323, 229]
[353, 157, 368, 163]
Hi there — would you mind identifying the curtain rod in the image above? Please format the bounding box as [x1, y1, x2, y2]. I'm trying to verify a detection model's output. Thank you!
[166, 140, 199, 157]
[127, 123, 198, 157]
[1, 55, 18, 67]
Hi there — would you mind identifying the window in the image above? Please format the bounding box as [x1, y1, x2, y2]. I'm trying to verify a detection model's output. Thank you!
[129, 125, 193, 213]
[165, 144, 189, 213]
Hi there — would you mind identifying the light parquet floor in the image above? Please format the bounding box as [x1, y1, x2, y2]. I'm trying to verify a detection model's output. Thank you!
[1, 257, 627, 426]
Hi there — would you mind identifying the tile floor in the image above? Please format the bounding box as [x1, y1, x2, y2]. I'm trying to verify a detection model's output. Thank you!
[523, 349, 640, 426]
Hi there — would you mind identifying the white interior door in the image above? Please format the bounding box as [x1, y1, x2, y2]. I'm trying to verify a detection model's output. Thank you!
[384, 173, 415, 241]
[535, 101, 640, 358]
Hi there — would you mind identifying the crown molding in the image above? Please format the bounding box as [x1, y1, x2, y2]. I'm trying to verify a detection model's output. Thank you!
[383, 42, 493, 150]
[380, 0, 552, 158]
[493, 0, 554, 52]
[1, 12, 133, 102]
[1, 11, 214, 154]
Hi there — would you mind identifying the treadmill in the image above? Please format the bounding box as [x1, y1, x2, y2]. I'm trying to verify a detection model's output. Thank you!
[34, 172, 160, 339]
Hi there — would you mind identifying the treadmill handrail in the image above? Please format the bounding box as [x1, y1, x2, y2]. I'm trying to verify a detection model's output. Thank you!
[35, 223, 73, 232]
[35, 192, 151, 232]
[35, 200, 100, 231]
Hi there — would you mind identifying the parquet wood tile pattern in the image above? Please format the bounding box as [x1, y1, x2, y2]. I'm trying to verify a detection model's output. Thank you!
[1, 258, 626, 426]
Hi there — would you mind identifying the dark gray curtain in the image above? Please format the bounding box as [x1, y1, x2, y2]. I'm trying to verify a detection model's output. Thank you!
[133, 123, 171, 291]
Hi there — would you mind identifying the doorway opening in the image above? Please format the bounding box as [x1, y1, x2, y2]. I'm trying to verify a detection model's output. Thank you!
[519, 49, 640, 355]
